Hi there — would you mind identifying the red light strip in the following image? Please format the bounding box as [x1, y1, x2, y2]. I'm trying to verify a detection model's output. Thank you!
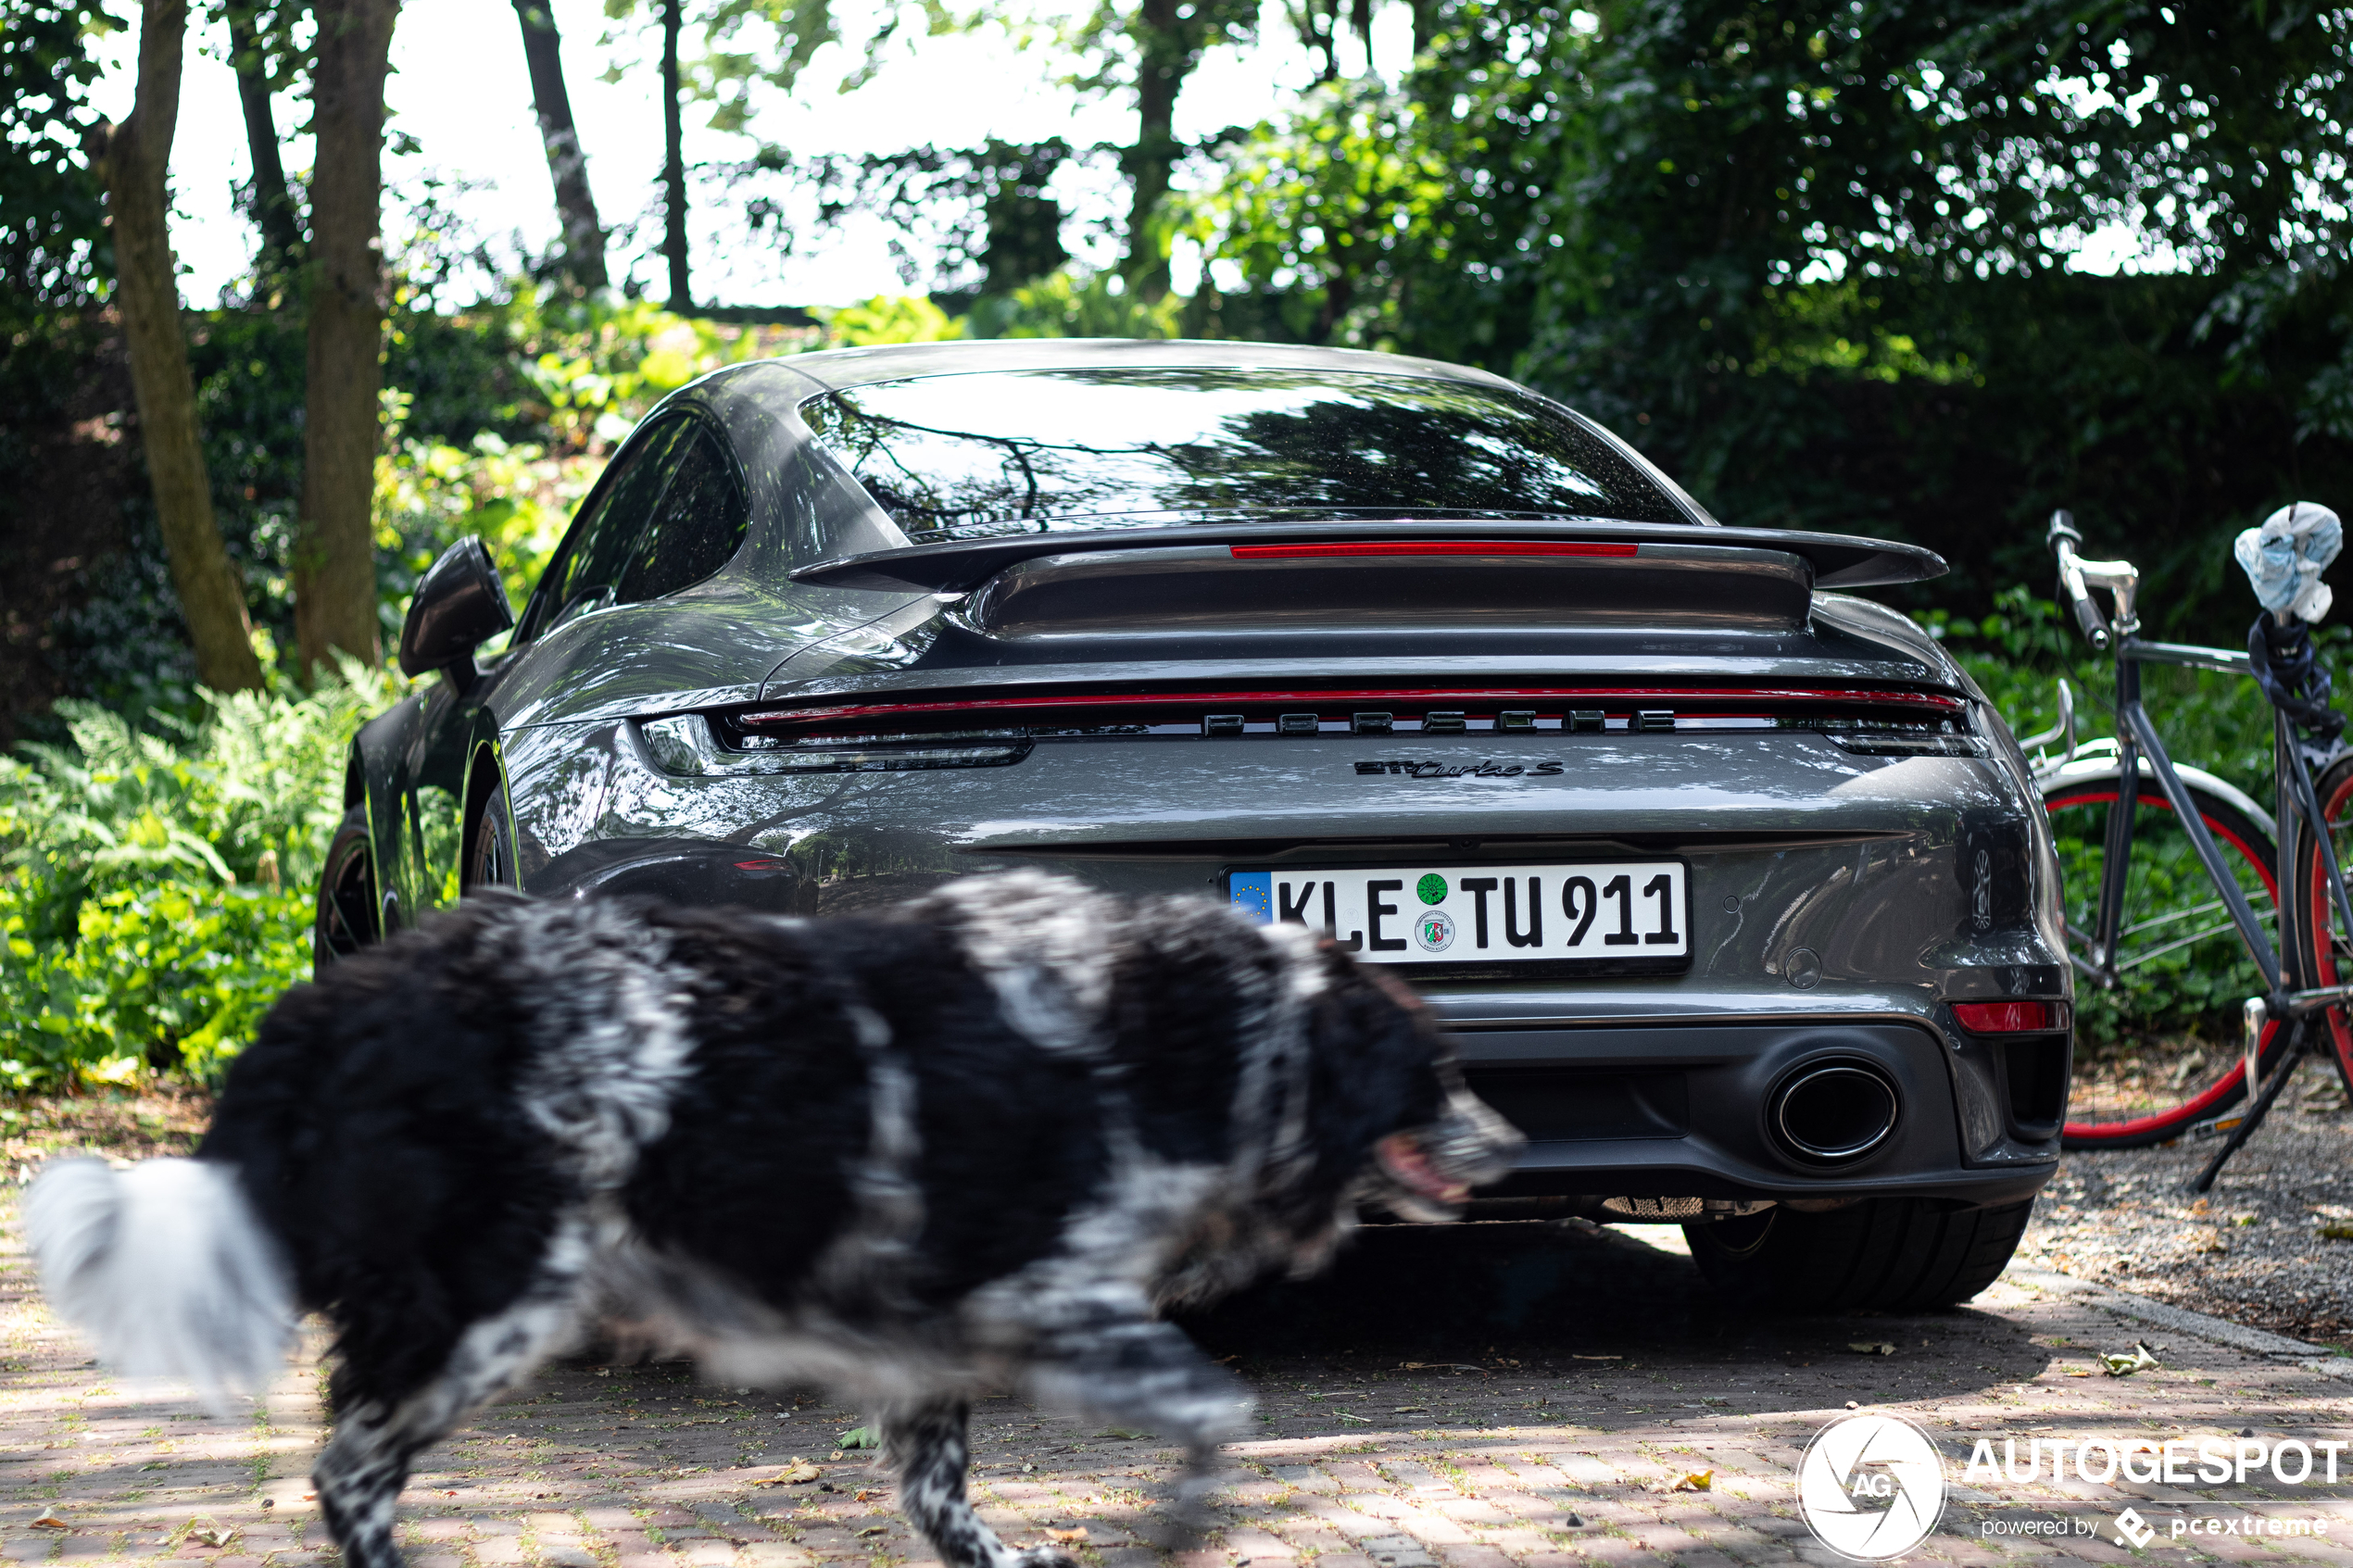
[739, 685, 1965, 727]
[1951, 1000, 2060, 1033]
[1229, 541, 1642, 560]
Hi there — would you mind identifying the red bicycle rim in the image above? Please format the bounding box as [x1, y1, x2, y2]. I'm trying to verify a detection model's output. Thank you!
[2051, 788, 2280, 1144]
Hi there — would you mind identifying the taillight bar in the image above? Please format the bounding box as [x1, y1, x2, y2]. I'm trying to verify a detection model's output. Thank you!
[1951, 1000, 2063, 1033]
[1229, 540, 1641, 560]
[738, 685, 1967, 728]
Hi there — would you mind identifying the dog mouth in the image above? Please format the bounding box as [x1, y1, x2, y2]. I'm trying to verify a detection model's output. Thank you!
[1375, 1132, 1472, 1208]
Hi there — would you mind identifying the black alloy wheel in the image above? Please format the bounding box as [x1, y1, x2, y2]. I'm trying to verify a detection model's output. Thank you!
[314, 806, 380, 968]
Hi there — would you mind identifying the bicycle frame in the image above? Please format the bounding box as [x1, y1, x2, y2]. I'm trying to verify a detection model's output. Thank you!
[2052, 526, 2353, 1185]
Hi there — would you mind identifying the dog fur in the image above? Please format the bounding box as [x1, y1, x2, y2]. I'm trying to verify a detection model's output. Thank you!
[27, 872, 1519, 1568]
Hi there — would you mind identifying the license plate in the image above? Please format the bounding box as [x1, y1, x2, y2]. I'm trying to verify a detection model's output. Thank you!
[1225, 861, 1691, 972]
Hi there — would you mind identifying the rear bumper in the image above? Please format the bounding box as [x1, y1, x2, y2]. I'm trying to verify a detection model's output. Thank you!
[1450, 1013, 2061, 1210]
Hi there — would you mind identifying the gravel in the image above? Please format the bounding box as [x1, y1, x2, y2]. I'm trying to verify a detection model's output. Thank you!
[2018, 1063, 2353, 1348]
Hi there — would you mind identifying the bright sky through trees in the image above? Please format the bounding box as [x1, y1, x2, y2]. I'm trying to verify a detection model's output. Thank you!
[86, 0, 1412, 306]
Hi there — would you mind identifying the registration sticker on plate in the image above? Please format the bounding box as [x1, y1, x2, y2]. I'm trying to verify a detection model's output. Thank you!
[1225, 862, 1690, 970]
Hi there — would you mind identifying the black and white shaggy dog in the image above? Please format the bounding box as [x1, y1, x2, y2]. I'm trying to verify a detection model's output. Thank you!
[28, 872, 1519, 1568]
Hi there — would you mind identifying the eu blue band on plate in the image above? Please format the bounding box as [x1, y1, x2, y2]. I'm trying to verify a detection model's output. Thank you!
[1229, 871, 1273, 922]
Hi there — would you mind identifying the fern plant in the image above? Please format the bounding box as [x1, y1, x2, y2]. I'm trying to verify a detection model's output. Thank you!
[0, 658, 403, 1090]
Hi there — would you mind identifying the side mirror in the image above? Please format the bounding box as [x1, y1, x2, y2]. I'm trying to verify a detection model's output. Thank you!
[398, 537, 514, 689]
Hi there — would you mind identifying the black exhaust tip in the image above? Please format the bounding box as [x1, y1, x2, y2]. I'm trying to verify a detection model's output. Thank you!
[1771, 1060, 1900, 1163]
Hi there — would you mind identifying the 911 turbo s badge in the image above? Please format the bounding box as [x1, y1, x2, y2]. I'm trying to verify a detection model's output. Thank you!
[1355, 759, 1565, 778]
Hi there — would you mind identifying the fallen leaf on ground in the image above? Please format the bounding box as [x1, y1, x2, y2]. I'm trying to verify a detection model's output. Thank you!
[2101, 1343, 2161, 1375]
[1848, 1342, 1896, 1356]
[838, 1425, 881, 1449]
[188, 1525, 235, 1549]
[30, 1510, 67, 1529]
[1569, 1354, 1621, 1361]
[1046, 1527, 1090, 1543]
[1650, 1470, 1712, 1493]
[1392, 1406, 1427, 1413]
[2066, 1369, 2094, 1377]
[1094, 1427, 1151, 1440]
[858, 1524, 888, 1537]
[1337, 1412, 1372, 1424]
[2321, 1223, 2353, 1241]
[755, 1462, 823, 1486]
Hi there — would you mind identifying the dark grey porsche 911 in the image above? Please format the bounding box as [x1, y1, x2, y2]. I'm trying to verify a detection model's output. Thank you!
[331, 338, 2068, 1312]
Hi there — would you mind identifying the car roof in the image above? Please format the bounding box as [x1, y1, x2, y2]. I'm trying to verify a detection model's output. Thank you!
[748, 337, 1523, 395]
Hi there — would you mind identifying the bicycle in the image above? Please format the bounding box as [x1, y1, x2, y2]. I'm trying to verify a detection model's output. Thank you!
[2020, 511, 2353, 1187]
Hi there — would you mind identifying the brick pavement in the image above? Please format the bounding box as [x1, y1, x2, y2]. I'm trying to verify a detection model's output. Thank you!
[9, 1204, 2353, 1565]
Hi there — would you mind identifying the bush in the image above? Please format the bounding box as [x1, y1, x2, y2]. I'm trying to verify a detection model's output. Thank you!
[0, 660, 403, 1090]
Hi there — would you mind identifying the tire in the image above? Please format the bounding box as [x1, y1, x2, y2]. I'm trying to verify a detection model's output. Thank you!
[1682, 1198, 2034, 1313]
[2042, 777, 2289, 1148]
[2292, 754, 2353, 1098]
[464, 784, 516, 893]
[313, 805, 380, 969]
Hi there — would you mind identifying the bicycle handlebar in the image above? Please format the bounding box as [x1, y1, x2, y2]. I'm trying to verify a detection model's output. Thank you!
[2048, 509, 2113, 651]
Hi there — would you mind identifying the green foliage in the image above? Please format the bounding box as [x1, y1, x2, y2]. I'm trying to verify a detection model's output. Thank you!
[0, 1, 113, 332]
[602, 0, 957, 125]
[1181, 0, 2353, 634]
[974, 269, 1181, 339]
[0, 660, 402, 1089]
[813, 293, 968, 344]
[1179, 82, 1452, 347]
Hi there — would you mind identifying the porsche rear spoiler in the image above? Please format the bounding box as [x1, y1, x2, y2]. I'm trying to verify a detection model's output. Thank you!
[788, 520, 1946, 594]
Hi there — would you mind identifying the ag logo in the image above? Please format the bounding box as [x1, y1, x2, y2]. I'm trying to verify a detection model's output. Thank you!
[1797, 1411, 1946, 1561]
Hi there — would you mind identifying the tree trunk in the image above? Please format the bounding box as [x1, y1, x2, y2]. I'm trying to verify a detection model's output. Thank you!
[512, 0, 608, 288]
[294, 0, 400, 675]
[87, 0, 265, 695]
[661, 0, 691, 310]
[226, 4, 301, 281]
[1122, 0, 1185, 302]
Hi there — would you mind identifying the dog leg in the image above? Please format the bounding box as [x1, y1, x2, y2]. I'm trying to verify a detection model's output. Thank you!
[887, 1399, 1076, 1568]
[1021, 1316, 1250, 1549]
[314, 1242, 592, 1567]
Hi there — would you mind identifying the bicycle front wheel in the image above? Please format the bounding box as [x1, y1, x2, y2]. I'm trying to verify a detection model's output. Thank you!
[2044, 777, 2288, 1148]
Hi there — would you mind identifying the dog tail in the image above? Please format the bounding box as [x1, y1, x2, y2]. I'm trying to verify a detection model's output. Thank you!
[25, 1156, 296, 1411]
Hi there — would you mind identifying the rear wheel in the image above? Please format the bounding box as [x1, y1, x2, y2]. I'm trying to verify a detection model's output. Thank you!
[2292, 754, 2353, 1098]
[1681, 1198, 2033, 1312]
[2042, 778, 2288, 1148]
[313, 806, 379, 968]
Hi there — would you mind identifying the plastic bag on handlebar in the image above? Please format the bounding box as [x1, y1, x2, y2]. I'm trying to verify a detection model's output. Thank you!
[2233, 501, 2343, 621]
[2249, 614, 2347, 741]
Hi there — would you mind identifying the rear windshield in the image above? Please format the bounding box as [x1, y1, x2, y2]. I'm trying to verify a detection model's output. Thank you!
[798, 367, 1686, 541]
